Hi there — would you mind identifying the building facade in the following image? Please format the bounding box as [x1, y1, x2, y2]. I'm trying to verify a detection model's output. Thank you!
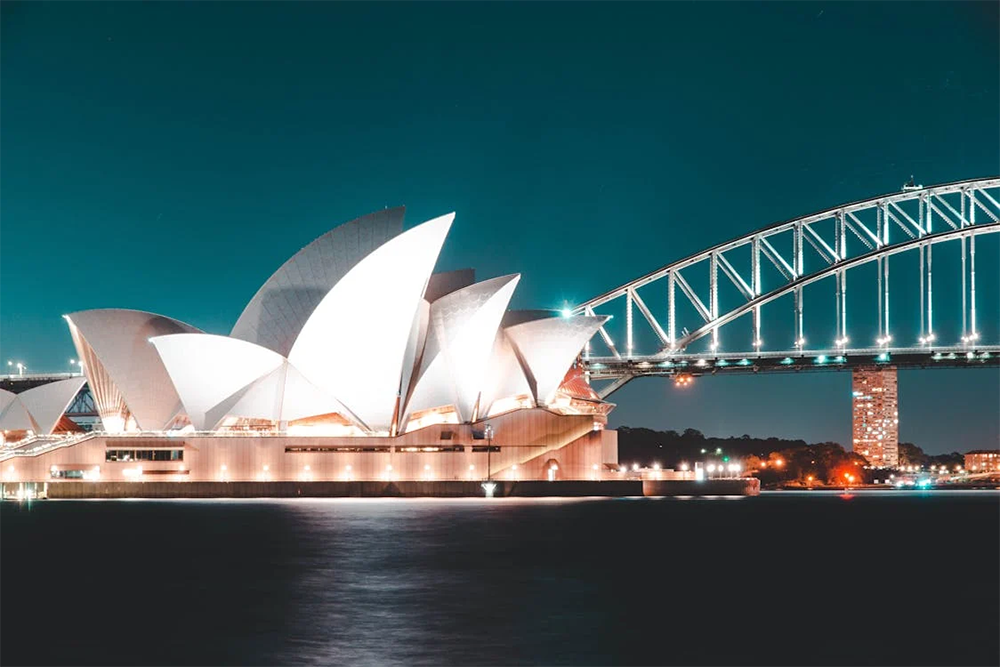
[2, 408, 617, 485]
[964, 450, 1000, 473]
[852, 366, 899, 467]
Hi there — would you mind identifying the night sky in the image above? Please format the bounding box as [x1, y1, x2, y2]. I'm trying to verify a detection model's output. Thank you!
[1, 2, 997, 453]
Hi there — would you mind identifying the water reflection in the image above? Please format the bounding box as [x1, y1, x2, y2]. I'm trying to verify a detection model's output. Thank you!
[2, 494, 998, 666]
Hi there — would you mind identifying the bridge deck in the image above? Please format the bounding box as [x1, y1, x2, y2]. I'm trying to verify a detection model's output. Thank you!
[583, 346, 999, 389]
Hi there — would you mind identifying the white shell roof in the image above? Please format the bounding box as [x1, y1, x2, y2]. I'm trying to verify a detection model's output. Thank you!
[504, 314, 609, 406]
[65, 309, 202, 431]
[151, 333, 349, 430]
[288, 213, 454, 433]
[231, 207, 405, 357]
[0, 378, 87, 435]
[424, 268, 475, 303]
[398, 298, 430, 421]
[403, 274, 520, 423]
[16, 377, 88, 435]
[479, 330, 533, 416]
[59, 208, 613, 433]
[0, 389, 38, 432]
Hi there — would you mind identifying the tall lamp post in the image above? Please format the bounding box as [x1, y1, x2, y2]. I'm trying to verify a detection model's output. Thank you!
[484, 423, 494, 481]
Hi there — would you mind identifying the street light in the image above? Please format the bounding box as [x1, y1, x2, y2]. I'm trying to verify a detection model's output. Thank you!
[484, 423, 494, 481]
[7, 361, 26, 376]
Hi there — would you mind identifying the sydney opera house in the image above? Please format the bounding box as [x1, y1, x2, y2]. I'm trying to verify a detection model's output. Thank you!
[2, 208, 619, 488]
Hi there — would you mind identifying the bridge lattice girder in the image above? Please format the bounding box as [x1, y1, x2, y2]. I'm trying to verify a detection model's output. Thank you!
[571, 177, 1000, 397]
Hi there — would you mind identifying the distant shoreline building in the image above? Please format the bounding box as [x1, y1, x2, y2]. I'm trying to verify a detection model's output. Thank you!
[964, 450, 1000, 473]
[852, 366, 899, 467]
[2, 208, 620, 488]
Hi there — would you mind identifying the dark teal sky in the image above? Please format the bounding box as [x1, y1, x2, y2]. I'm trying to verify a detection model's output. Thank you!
[2, 2, 997, 452]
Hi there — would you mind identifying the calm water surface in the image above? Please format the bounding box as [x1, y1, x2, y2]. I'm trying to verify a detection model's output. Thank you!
[2, 491, 998, 666]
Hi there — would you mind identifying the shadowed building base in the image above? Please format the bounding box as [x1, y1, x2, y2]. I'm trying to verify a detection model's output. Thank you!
[6, 478, 760, 499]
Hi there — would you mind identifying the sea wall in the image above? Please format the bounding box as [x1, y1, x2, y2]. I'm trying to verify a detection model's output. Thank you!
[24, 477, 760, 499]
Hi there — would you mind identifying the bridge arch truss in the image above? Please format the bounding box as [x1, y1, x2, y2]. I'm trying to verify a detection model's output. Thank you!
[572, 178, 1000, 397]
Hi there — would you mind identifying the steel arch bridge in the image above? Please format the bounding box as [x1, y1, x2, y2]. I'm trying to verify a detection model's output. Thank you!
[572, 177, 1000, 398]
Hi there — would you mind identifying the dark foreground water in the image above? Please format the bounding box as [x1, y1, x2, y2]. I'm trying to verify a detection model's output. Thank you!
[2, 491, 998, 666]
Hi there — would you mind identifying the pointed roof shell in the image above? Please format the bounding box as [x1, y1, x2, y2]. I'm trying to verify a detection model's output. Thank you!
[0, 389, 38, 432]
[504, 314, 609, 406]
[151, 333, 350, 430]
[403, 274, 520, 422]
[65, 309, 202, 431]
[231, 207, 405, 357]
[16, 377, 88, 435]
[288, 213, 454, 433]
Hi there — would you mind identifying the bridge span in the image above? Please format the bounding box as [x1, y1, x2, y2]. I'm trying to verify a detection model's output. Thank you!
[571, 177, 1000, 397]
[586, 346, 998, 398]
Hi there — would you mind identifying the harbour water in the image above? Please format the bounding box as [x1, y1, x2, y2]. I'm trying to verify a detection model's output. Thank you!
[2, 491, 997, 666]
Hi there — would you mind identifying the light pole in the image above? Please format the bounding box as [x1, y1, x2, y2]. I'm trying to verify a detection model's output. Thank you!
[7, 361, 25, 377]
[484, 423, 494, 481]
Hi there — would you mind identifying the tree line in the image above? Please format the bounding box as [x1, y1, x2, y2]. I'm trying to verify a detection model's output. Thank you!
[617, 426, 964, 486]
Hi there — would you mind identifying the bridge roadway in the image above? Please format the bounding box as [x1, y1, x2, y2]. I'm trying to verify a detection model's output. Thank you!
[0, 373, 82, 393]
[584, 345, 999, 395]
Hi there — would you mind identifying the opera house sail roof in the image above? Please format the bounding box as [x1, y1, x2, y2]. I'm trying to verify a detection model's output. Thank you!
[402, 274, 521, 425]
[230, 207, 405, 357]
[0, 377, 87, 436]
[61, 207, 612, 437]
[286, 212, 455, 433]
[65, 310, 202, 432]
